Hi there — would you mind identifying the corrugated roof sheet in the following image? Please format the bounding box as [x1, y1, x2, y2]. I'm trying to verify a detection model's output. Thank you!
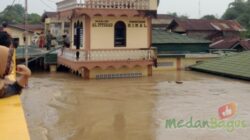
[190, 51, 250, 80]
[210, 37, 240, 49]
[240, 40, 250, 50]
[9, 24, 44, 32]
[210, 38, 250, 50]
[152, 30, 211, 44]
[168, 19, 246, 32]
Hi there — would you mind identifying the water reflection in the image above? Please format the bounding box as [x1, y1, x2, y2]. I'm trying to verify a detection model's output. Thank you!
[21, 71, 250, 140]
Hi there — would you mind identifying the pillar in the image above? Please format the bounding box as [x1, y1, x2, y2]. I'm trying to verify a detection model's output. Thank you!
[176, 57, 182, 71]
[147, 65, 152, 76]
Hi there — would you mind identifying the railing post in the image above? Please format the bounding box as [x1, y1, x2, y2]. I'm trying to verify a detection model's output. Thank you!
[148, 49, 151, 60]
[87, 51, 91, 61]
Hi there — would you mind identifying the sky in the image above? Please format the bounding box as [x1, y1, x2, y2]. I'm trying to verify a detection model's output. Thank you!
[0, 0, 234, 18]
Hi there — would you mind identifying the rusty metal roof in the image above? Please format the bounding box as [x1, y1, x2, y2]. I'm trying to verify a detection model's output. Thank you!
[168, 19, 246, 32]
[210, 37, 240, 49]
[8, 24, 44, 32]
[210, 37, 250, 51]
[239, 40, 250, 50]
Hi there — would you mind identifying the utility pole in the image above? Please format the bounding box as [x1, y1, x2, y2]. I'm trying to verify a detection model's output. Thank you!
[25, 0, 28, 66]
[198, 0, 201, 18]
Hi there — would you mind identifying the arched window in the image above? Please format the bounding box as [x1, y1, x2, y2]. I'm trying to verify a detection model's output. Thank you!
[114, 21, 126, 47]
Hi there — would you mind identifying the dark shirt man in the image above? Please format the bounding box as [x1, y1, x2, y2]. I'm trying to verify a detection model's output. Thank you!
[46, 31, 53, 50]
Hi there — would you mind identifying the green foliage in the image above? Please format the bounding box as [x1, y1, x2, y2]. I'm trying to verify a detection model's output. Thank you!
[28, 13, 41, 24]
[222, 0, 250, 38]
[167, 12, 189, 20]
[0, 4, 41, 24]
[201, 15, 217, 20]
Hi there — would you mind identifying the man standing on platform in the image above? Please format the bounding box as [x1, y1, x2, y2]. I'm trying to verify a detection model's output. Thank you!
[46, 30, 53, 50]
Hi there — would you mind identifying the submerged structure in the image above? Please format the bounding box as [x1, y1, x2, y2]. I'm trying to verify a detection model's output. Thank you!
[53, 0, 159, 79]
[191, 51, 250, 80]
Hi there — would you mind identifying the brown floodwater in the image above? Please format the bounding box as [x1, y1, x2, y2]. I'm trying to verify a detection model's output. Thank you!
[21, 71, 250, 140]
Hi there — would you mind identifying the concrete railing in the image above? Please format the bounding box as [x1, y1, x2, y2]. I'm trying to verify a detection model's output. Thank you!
[61, 48, 155, 61]
[57, 0, 150, 11]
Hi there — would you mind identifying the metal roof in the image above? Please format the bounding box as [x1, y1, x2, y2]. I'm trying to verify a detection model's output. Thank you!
[191, 51, 250, 80]
[168, 19, 246, 32]
[210, 38, 250, 50]
[152, 30, 211, 44]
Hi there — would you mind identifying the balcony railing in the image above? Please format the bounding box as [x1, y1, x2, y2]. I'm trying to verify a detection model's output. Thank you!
[61, 48, 155, 61]
[57, 0, 150, 11]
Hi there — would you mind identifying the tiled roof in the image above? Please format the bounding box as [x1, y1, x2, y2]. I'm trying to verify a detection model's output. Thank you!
[190, 51, 250, 80]
[168, 19, 246, 32]
[152, 30, 211, 44]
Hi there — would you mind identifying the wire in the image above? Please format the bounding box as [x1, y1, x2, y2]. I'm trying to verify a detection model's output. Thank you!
[39, 0, 55, 10]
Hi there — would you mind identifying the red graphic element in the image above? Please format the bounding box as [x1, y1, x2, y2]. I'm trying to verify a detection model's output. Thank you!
[218, 102, 237, 120]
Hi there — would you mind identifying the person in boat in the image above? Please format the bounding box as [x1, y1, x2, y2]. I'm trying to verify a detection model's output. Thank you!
[0, 31, 31, 98]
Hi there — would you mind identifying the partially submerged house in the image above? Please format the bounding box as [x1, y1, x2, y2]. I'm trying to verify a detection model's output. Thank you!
[53, 0, 159, 79]
[41, 11, 70, 37]
[152, 30, 218, 70]
[3, 24, 44, 46]
[153, 30, 211, 54]
[167, 19, 245, 41]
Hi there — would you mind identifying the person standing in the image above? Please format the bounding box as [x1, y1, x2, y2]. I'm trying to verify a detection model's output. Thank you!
[46, 30, 53, 50]
[38, 31, 45, 49]
[61, 33, 70, 55]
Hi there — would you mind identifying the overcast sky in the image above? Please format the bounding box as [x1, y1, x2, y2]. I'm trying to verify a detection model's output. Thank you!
[0, 0, 234, 18]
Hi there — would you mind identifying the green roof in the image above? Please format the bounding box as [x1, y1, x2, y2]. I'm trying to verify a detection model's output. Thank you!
[190, 51, 250, 80]
[152, 30, 211, 44]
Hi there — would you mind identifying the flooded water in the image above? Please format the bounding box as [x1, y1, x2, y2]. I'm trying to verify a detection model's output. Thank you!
[21, 71, 250, 140]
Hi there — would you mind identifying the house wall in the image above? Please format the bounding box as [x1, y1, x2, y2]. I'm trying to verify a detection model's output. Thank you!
[45, 18, 70, 37]
[223, 31, 241, 38]
[89, 66, 148, 79]
[154, 57, 216, 71]
[149, 0, 158, 10]
[154, 43, 210, 54]
[90, 17, 149, 49]
[172, 26, 185, 33]
[5, 28, 33, 46]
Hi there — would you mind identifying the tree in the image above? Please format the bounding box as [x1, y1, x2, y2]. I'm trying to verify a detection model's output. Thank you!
[0, 4, 41, 24]
[0, 4, 25, 24]
[28, 13, 41, 24]
[201, 15, 217, 20]
[167, 12, 189, 19]
[222, 0, 250, 37]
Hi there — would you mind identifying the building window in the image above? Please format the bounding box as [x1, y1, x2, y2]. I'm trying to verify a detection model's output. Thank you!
[74, 21, 83, 49]
[114, 21, 126, 47]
